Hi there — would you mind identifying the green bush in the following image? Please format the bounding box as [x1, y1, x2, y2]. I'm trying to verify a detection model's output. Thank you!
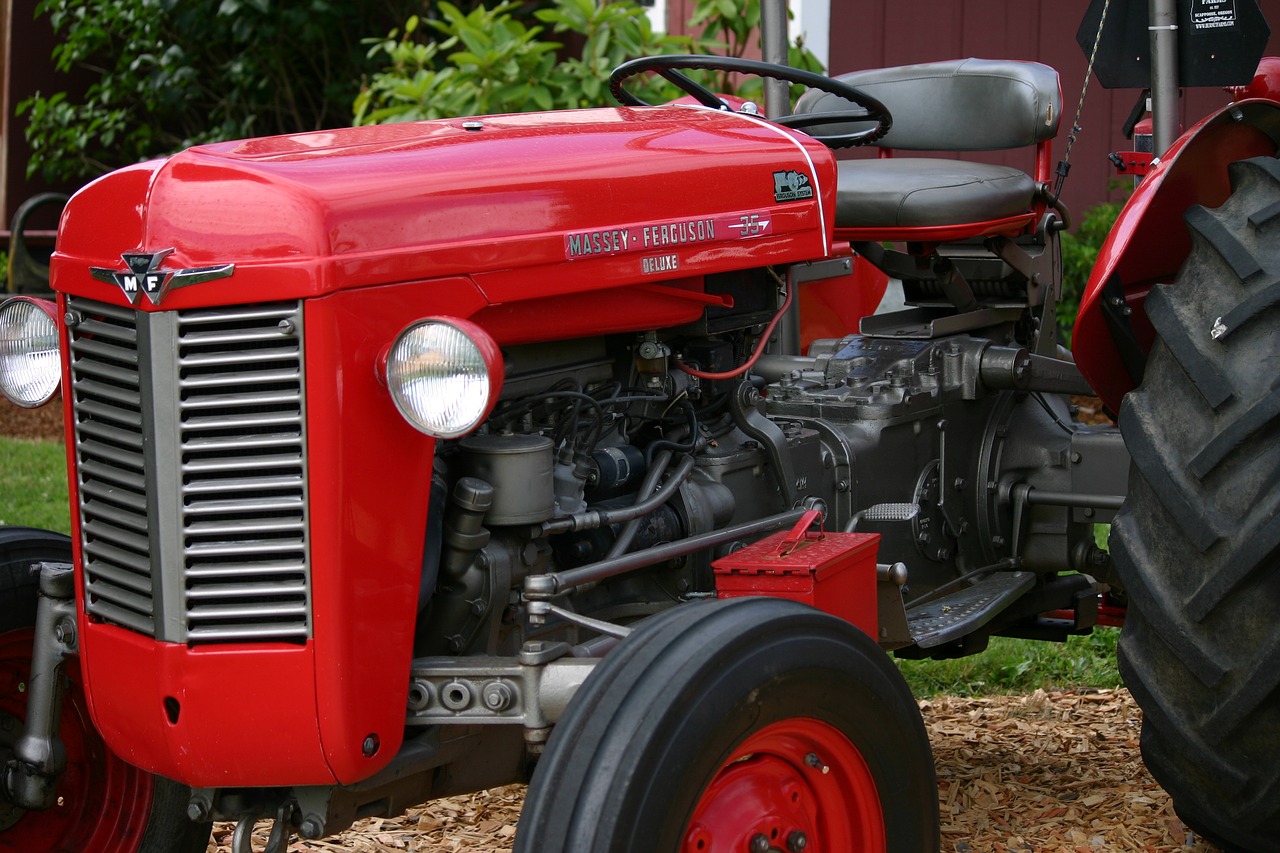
[1058, 198, 1125, 343]
[354, 0, 691, 122]
[354, 0, 823, 124]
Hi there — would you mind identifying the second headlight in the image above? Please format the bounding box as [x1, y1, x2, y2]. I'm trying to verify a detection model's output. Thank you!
[0, 297, 61, 408]
[385, 317, 503, 439]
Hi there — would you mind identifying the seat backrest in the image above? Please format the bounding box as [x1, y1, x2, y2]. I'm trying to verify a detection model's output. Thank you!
[794, 58, 1061, 151]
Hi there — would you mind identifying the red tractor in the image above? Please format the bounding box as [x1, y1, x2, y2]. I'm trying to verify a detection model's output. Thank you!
[1, 1, 1277, 850]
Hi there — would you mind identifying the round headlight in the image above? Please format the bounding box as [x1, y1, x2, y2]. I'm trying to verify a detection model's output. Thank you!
[385, 317, 503, 438]
[0, 297, 61, 408]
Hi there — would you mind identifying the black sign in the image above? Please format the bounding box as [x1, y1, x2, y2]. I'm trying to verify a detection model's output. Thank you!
[1078, 0, 1270, 88]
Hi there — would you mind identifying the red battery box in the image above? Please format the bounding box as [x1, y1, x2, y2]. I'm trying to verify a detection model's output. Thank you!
[713, 510, 880, 637]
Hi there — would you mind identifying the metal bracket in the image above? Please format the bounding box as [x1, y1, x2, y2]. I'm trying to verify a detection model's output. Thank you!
[232, 801, 294, 853]
[1099, 272, 1147, 387]
[405, 656, 597, 731]
[730, 382, 797, 504]
[4, 562, 76, 811]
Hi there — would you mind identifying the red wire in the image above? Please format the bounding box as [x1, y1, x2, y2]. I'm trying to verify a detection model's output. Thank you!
[675, 284, 794, 380]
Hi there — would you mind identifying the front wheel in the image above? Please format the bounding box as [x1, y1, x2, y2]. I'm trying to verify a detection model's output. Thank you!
[515, 597, 938, 852]
[0, 527, 211, 852]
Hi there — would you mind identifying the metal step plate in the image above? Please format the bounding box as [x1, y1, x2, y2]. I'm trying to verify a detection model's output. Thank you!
[907, 570, 1036, 648]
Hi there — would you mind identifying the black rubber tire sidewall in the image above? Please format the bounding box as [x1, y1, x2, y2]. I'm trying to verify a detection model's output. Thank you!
[0, 527, 211, 853]
[516, 597, 938, 852]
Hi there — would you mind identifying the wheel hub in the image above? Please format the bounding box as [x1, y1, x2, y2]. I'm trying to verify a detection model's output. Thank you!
[684, 718, 885, 853]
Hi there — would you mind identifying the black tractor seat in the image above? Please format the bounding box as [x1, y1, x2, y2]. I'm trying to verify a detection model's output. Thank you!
[833, 158, 1036, 229]
[794, 58, 1062, 237]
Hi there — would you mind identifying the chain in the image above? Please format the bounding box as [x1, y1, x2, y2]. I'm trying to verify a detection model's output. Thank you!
[1055, 0, 1112, 200]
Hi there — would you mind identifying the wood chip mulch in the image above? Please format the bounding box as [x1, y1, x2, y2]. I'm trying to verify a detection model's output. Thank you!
[207, 688, 1216, 853]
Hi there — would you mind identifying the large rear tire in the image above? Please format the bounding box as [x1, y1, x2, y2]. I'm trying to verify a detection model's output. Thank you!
[1112, 156, 1280, 851]
[514, 597, 938, 852]
[0, 527, 211, 852]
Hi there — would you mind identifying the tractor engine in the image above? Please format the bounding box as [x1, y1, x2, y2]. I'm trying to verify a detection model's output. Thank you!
[412, 316, 1116, 672]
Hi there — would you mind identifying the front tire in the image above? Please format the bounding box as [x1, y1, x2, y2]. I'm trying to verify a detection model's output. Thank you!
[1112, 156, 1280, 851]
[0, 527, 211, 852]
[515, 597, 938, 852]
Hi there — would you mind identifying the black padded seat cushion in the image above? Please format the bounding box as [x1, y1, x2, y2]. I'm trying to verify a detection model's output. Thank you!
[835, 158, 1035, 229]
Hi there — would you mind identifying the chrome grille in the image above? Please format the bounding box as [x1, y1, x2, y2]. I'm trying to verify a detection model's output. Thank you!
[69, 296, 311, 644]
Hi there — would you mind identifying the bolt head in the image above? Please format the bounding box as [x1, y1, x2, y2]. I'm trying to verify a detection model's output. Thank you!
[362, 734, 380, 757]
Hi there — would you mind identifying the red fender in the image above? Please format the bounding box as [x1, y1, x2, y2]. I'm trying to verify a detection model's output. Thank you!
[1072, 98, 1280, 413]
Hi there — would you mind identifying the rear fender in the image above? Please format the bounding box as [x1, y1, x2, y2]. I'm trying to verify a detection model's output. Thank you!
[1072, 99, 1280, 412]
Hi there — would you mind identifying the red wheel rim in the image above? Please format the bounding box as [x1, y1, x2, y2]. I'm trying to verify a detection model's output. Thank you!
[0, 629, 155, 851]
[684, 717, 885, 853]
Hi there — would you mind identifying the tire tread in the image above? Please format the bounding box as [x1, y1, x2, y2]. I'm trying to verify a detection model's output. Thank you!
[1112, 155, 1280, 850]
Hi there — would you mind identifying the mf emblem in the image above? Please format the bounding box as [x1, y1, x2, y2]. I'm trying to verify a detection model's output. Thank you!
[90, 249, 234, 306]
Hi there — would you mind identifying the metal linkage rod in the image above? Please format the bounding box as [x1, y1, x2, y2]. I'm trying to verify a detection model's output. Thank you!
[524, 508, 808, 599]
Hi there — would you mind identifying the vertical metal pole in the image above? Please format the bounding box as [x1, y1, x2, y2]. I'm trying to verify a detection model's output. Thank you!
[760, 0, 801, 353]
[761, 0, 790, 119]
[1149, 0, 1180, 156]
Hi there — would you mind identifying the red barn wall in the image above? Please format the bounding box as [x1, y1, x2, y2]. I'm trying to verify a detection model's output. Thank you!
[825, 0, 1280, 222]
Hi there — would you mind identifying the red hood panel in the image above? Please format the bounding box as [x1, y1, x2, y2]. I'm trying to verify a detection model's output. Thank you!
[53, 107, 836, 310]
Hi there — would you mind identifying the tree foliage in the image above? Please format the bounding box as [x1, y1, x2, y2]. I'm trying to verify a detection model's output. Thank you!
[24, 0, 822, 183]
[354, 0, 823, 124]
[20, 0, 419, 183]
[353, 0, 694, 123]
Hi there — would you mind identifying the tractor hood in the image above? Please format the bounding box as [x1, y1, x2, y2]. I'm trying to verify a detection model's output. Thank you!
[52, 106, 837, 311]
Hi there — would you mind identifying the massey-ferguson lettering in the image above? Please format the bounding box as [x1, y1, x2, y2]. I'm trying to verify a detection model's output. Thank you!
[2, 19, 1280, 853]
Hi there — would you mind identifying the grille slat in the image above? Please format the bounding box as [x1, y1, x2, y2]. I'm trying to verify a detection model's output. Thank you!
[181, 411, 304, 432]
[79, 558, 152, 594]
[80, 499, 150, 534]
[183, 496, 306, 516]
[182, 369, 302, 390]
[77, 459, 147, 492]
[70, 296, 311, 645]
[82, 541, 151, 575]
[185, 561, 307, 579]
[81, 518, 150, 554]
[187, 624, 309, 641]
[76, 441, 145, 472]
[181, 327, 301, 347]
[183, 475, 304, 495]
[183, 452, 302, 473]
[180, 389, 302, 411]
[182, 347, 302, 369]
[186, 518, 305, 536]
[69, 358, 141, 387]
[182, 433, 304, 453]
[84, 576, 154, 613]
[69, 335, 140, 365]
[71, 378, 141, 408]
[76, 418, 146, 450]
[81, 596, 153, 635]
[74, 397, 144, 430]
[186, 539, 306, 558]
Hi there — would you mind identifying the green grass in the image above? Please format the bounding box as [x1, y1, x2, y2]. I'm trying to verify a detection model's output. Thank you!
[0, 437, 1123, 697]
[896, 628, 1121, 697]
[0, 437, 71, 535]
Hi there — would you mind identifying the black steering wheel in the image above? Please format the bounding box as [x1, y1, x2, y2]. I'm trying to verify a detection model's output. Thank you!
[608, 55, 892, 148]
